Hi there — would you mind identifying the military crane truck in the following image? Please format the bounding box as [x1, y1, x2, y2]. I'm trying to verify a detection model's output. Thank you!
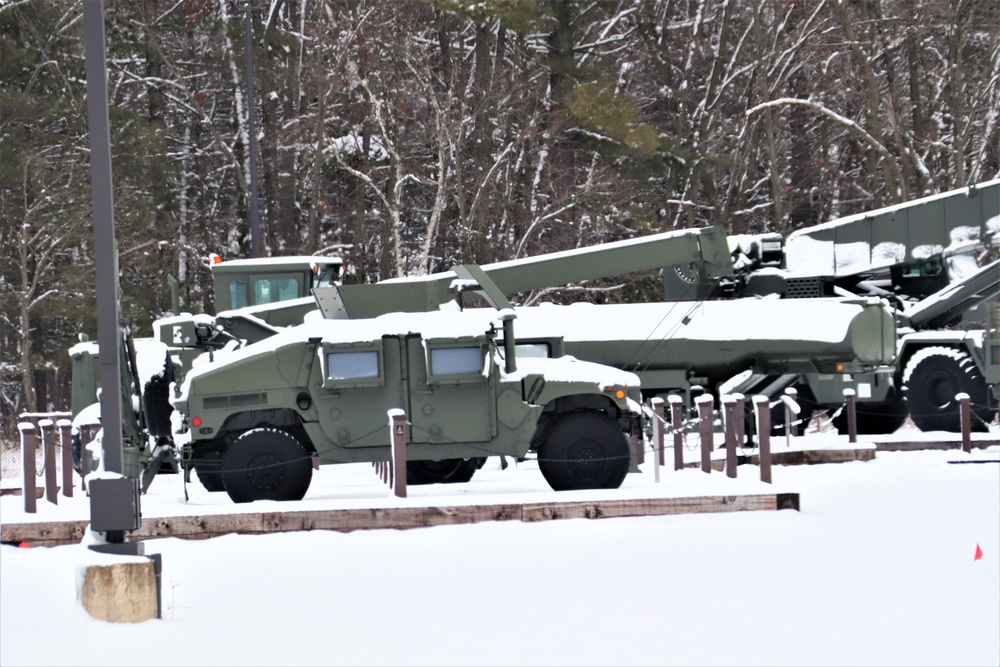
[170, 290, 643, 503]
[681, 179, 1000, 433]
[315, 224, 897, 411]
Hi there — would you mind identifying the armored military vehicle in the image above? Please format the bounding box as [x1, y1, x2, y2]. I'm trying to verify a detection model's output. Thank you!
[171, 298, 642, 502]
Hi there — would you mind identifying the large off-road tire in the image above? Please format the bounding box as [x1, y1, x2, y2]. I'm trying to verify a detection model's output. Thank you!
[193, 451, 226, 492]
[903, 346, 993, 433]
[142, 356, 175, 438]
[406, 458, 485, 485]
[537, 412, 631, 491]
[831, 385, 909, 435]
[221, 428, 313, 503]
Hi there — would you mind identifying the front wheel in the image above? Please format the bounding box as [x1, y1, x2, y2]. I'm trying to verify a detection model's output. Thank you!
[537, 412, 631, 491]
[221, 428, 313, 503]
[193, 451, 226, 492]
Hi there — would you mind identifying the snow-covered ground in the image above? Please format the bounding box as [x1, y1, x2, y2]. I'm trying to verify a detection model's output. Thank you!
[1, 430, 998, 667]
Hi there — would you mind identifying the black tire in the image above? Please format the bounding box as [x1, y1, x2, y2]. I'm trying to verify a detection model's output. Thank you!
[537, 412, 631, 491]
[831, 385, 909, 435]
[221, 428, 313, 503]
[193, 451, 226, 492]
[142, 355, 175, 438]
[903, 346, 993, 432]
[406, 458, 485, 485]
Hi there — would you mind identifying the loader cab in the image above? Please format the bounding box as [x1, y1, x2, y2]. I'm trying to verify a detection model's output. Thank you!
[210, 255, 344, 313]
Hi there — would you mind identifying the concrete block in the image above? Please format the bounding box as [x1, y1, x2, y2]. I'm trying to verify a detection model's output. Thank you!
[80, 560, 158, 622]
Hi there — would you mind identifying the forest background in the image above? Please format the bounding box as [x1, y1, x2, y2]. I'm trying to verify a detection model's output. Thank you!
[1, 0, 998, 444]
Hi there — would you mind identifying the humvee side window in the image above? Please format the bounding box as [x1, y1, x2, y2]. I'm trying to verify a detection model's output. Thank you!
[429, 346, 482, 376]
[252, 277, 300, 305]
[327, 351, 379, 380]
[229, 280, 248, 309]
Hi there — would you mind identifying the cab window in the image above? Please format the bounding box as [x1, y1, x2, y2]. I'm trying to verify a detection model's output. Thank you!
[229, 280, 248, 309]
[327, 350, 379, 380]
[252, 277, 301, 305]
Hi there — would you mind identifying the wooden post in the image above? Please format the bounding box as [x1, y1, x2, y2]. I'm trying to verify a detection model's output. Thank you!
[634, 409, 645, 465]
[753, 395, 772, 484]
[670, 396, 684, 471]
[784, 387, 799, 437]
[39, 418, 57, 505]
[650, 398, 664, 483]
[723, 396, 737, 479]
[652, 398, 666, 467]
[733, 393, 745, 448]
[390, 410, 407, 498]
[19, 423, 37, 514]
[58, 419, 73, 498]
[958, 392, 972, 453]
[697, 395, 714, 474]
[843, 388, 857, 444]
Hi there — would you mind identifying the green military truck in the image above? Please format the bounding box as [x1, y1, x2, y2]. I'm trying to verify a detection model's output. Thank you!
[171, 304, 642, 503]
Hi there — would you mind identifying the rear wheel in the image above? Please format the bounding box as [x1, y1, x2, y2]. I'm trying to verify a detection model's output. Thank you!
[831, 386, 909, 435]
[537, 412, 630, 491]
[903, 346, 993, 432]
[406, 458, 484, 485]
[221, 428, 313, 503]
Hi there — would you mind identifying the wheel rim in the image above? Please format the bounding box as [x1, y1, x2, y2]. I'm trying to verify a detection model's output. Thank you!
[566, 438, 606, 480]
[246, 452, 286, 492]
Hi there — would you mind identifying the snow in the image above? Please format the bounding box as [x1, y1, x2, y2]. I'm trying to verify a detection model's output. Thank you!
[1, 434, 998, 666]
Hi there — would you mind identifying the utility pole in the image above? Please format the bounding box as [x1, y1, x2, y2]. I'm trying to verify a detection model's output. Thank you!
[82, 0, 142, 553]
[244, 2, 263, 257]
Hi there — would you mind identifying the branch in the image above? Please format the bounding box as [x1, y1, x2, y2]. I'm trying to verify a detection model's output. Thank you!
[746, 97, 890, 157]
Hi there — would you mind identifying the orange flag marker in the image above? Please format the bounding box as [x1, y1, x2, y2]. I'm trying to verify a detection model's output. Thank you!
[974, 543, 984, 561]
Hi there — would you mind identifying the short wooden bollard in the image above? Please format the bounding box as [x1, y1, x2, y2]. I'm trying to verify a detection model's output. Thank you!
[39, 418, 57, 505]
[18, 423, 37, 513]
[389, 410, 407, 498]
[634, 413, 645, 466]
[753, 395, 772, 484]
[58, 419, 73, 498]
[958, 393, 972, 453]
[733, 394, 745, 447]
[696, 395, 714, 473]
[784, 387, 799, 437]
[650, 398, 664, 483]
[80, 559, 158, 623]
[670, 396, 684, 471]
[723, 396, 737, 479]
[653, 398, 666, 467]
[843, 388, 857, 444]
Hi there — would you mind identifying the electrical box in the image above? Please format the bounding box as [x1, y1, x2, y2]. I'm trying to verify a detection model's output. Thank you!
[88, 477, 141, 533]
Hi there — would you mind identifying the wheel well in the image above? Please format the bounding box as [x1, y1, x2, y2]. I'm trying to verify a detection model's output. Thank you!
[531, 394, 624, 447]
[218, 408, 315, 453]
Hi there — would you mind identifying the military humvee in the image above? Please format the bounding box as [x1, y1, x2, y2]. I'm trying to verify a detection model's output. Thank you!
[171, 308, 642, 503]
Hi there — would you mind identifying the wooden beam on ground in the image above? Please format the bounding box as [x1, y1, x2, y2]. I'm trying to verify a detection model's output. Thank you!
[1, 492, 799, 547]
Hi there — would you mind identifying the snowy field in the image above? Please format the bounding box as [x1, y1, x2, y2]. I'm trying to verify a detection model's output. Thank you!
[1, 431, 998, 667]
